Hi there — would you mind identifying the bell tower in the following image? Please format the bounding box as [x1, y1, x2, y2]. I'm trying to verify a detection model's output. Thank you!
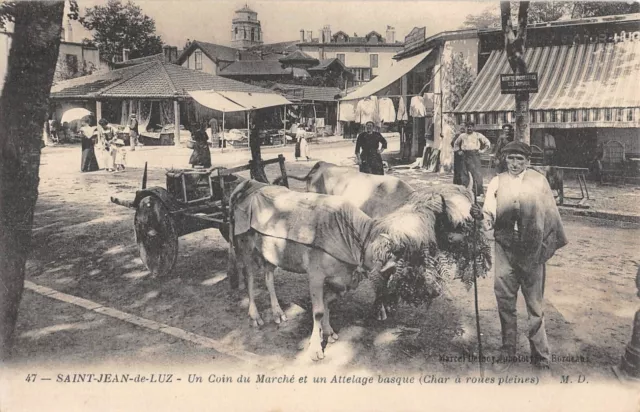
[231, 4, 263, 50]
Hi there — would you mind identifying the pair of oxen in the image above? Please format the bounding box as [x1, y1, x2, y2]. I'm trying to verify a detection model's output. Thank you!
[228, 161, 476, 361]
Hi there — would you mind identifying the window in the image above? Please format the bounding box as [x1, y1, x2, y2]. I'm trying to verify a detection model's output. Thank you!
[251, 28, 255, 42]
[604, 108, 612, 121]
[65, 54, 78, 75]
[194, 50, 202, 70]
[244, 29, 247, 39]
[370, 54, 378, 68]
[336, 53, 345, 64]
[353, 68, 372, 82]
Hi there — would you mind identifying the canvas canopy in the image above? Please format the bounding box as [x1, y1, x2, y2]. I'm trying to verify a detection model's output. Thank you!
[340, 49, 434, 101]
[188, 90, 292, 113]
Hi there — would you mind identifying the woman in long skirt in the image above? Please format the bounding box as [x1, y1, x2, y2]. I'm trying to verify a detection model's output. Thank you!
[80, 123, 99, 172]
[294, 123, 303, 160]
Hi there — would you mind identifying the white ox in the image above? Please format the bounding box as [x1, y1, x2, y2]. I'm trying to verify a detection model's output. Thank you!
[229, 180, 399, 360]
[283, 162, 475, 319]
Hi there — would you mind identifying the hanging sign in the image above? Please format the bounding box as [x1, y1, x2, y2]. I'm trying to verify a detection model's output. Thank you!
[404, 27, 426, 49]
[500, 73, 538, 94]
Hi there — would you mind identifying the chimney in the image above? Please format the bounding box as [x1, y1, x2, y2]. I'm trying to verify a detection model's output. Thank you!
[300, 29, 305, 43]
[236, 50, 241, 61]
[66, 20, 73, 42]
[171, 46, 178, 62]
[162, 45, 173, 63]
[386, 25, 395, 43]
[306, 31, 313, 42]
[322, 25, 331, 44]
[122, 48, 130, 62]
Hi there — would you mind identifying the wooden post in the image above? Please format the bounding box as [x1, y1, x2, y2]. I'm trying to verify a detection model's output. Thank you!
[401, 74, 409, 161]
[277, 154, 289, 188]
[173, 100, 180, 146]
[282, 105, 287, 147]
[221, 111, 225, 153]
[246, 111, 250, 145]
[96, 100, 102, 122]
[312, 101, 317, 137]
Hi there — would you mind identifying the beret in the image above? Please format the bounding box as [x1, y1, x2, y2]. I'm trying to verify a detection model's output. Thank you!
[502, 141, 531, 157]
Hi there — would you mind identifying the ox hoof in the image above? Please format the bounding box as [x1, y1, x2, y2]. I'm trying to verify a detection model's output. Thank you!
[250, 317, 264, 327]
[327, 333, 339, 344]
[377, 306, 388, 321]
[273, 313, 288, 324]
[307, 346, 325, 361]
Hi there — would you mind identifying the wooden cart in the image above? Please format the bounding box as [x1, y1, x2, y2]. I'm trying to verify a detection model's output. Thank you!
[110, 155, 289, 277]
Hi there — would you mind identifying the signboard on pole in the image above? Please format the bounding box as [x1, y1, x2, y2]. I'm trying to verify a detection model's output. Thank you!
[404, 27, 426, 50]
[500, 73, 539, 94]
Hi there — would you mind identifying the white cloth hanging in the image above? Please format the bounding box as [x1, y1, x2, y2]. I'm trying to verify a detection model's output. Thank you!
[396, 97, 408, 121]
[377, 97, 396, 124]
[355, 97, 378, 124]
[137, 101, 153, 134]
[410, 96, 426, 117]
[339, 100, 356, 122]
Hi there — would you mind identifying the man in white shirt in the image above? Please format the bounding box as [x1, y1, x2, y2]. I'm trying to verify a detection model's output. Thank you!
[453, 121, 491, 197]
[471, 141, 568, 376]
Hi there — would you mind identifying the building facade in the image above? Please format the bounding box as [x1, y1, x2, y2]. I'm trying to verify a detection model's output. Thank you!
[454, 13, 640, 167]
[0, 20, 104, 93]
[298, 25, 404, 85]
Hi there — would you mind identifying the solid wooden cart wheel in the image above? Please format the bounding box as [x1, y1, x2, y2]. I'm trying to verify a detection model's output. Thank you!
[134, 196, 178, 277]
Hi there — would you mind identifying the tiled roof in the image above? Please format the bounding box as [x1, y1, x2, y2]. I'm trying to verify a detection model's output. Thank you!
[271, 83, 341, 102]
[177, 40, 241, 65]
[113, 53, 164, 68]
[51, 63, 156, 98]
[308, 58, 352, 74]
[278, 50, 318, 63]
[218, 60, 290, 76]
[51, 61, 274, 99]
[245, 40, 300, 61]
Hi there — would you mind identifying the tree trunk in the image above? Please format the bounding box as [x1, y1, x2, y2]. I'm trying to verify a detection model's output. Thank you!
[501, 1, 530, 144]
[0, 1, 65, 362]
[248, 123, 269, 183]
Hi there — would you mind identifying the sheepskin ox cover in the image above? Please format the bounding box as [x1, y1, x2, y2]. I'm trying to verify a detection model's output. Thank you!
[232, 180, 373, 267]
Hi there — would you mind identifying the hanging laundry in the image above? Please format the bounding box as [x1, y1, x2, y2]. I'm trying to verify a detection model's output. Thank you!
[315, 118, 325, 128]
[410, 95, 427, 117]
[355, 96, 378, 124]
[377, 97, 396, 124]
[396, 97, 409, 121]
[423, 93, 435, 111]
[339, 100, 356, 122]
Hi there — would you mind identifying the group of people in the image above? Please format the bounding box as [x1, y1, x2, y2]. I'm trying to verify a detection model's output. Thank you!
[449, 121, 567, 374]
[80, 114, 140, 173]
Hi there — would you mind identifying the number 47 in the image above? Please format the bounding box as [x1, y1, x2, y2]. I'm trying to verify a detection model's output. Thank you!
[25, 374, 37, 382]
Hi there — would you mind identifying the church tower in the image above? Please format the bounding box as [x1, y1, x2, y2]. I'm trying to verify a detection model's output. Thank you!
[231, 4, 263, 50]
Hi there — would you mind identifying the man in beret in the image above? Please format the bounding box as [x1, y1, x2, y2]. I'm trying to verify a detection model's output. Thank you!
[471, 141, 568, 375]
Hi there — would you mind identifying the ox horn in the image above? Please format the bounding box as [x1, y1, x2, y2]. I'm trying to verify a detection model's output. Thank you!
[380, 259, 397, 273]
[466, 172, 474, 194]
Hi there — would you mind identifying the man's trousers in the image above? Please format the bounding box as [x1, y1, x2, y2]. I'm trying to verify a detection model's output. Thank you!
[494, 242, 550, 365]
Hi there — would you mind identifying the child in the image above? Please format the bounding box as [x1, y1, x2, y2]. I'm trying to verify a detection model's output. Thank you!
[113, 137, 127, 172]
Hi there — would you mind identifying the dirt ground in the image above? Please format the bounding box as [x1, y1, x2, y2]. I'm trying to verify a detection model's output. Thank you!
[6, 141, 640, 384]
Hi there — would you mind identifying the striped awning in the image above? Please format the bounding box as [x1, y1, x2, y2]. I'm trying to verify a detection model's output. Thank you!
[454, 41, 640, 128]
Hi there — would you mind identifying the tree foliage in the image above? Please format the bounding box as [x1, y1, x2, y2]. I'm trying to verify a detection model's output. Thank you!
[443, 52, 475, 112]
[463, 1, 639, 28]
[79, 0, 163, 63]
